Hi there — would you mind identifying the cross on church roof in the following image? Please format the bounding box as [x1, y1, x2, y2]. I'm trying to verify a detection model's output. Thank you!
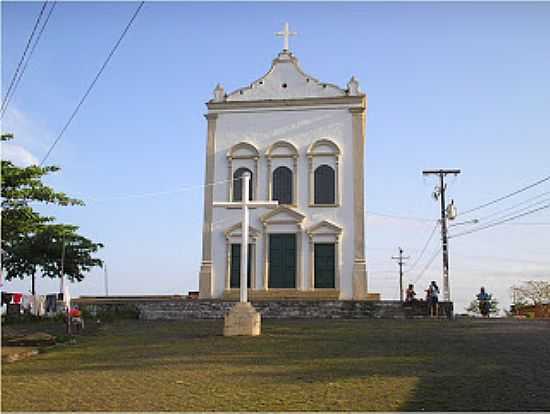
[276, 22, 296, 51]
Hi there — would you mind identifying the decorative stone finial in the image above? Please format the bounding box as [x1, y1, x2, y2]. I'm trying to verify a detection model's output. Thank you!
[213, 83, 225, 102]
[347, 76, 361, 96]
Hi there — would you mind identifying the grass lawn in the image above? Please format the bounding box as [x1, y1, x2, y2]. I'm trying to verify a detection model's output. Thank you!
[2, 318, 550, 411]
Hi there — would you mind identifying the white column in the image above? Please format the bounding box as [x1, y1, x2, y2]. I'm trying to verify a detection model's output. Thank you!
[263, 225, 269, 290]
[225, 238, 231, 290]
[241, 173, 250, 304]
[296, 228, 303, 290]
[308, 236, 315, 290]
[293, 156, 298, 205]
[308, 156, 314, 205]
[267, 158, 272, 200]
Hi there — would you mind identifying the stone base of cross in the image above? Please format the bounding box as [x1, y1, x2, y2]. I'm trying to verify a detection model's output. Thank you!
[213, 172, 278, 336]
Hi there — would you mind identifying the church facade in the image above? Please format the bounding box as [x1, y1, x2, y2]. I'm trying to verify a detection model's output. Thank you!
[198, 34, 368, 300]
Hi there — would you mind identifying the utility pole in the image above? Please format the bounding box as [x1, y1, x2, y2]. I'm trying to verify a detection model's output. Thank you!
[104, 262, 109, 296]
[392, 247, 409, 302]
[422, 169, 461, 302]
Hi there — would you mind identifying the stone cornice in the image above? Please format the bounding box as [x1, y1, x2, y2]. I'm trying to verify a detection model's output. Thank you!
[207, 95, 366, 111]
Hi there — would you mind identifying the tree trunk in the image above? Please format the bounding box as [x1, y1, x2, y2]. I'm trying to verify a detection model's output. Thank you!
[31, 269, 36, 296]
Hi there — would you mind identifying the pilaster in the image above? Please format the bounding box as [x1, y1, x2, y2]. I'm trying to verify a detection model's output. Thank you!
[199, 113, 218, 299]
[350, 105, 368, 299]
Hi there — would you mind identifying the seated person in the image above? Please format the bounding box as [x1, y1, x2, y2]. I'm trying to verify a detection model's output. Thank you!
[405, 284, 416, 303]
[476, 287, 491, 318]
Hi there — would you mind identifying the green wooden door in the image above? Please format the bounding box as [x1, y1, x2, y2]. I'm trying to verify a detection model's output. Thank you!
[269, 234, 296, 288]
[314, 243, 335, 288]
[230, 244, 252, 288]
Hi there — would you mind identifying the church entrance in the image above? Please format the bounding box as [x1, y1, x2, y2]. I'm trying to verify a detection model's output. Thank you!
[269, 234, 296, 288]
[230, 244, 252, 288]
[314, 243, 335, 288]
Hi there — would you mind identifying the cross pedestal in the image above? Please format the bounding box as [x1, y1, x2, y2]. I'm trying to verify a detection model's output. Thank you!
[213, 172, 278, 336]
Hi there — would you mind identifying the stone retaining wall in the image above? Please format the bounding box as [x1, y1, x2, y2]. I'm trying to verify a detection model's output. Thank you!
[75, 299, 453, 320]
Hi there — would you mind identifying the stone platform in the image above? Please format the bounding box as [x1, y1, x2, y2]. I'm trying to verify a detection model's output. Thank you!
[75, 298, 453, 320]
[223, 303, 261, 336]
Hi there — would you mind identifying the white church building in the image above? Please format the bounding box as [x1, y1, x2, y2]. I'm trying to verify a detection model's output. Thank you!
[199, 25, 370, 301]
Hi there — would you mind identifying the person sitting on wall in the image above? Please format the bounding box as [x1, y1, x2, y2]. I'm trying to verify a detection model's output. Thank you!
[477, 287, 491, 318]
[405, 284, 417, 304]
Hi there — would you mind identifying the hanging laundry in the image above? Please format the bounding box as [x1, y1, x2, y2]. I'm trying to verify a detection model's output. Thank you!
[2, 292, 13, 305]
[7, 303, 21, 316]
[33, 295, 46, 317]
[46, 294, 57, 313]
[22, 294, 33, 311]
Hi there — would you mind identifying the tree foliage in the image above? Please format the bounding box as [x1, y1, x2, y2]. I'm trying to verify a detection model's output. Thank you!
[510, 281, 550, 306]
[1, 134, 103, 285]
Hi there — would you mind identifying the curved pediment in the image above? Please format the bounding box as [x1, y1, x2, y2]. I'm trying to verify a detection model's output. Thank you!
[222, 51, 349, 102]
[266, 140, 299, 158]
[307, 139, 341, 156]
[228, 142, 259, 159]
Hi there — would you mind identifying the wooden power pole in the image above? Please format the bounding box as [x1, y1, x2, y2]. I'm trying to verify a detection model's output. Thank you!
[422, 169, 461, 301]
[392, 247, 409, 302]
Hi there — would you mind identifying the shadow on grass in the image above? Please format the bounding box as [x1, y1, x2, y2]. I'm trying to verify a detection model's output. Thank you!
[3, 318, 550, 411]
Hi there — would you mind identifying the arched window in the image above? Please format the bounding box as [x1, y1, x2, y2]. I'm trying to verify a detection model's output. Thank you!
[233, 167, 253, 201]
[272, 166, 293, 204]
[314, 165, 335, 204]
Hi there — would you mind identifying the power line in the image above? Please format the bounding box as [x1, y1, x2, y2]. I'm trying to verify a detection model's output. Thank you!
[1, 1, 48, 115]
[476, 191, 550, 222]
[476, 197, 550, 225]
[503, 222, 550, 226]
[366, 211, 435, 223]
[450, 203, 550, 239]
[405, 221, 440, 274]
[459, 175, 550, 217]
[83, 178, 233, 203]
[411, 247, 442, 285]
[1, 2, 56, 118]
[40, 1, 145, 166]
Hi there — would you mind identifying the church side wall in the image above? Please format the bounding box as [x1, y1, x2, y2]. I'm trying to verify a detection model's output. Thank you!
[210, 106, 359, 299]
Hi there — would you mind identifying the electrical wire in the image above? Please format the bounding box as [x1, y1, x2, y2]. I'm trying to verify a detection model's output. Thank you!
[405, 222, 440, 274]
[475, 191, 550, 222]
[450, 203, 550, 239]
[40, 1, 145, 166]
[1, 1, 48, 115]
[0, 2, 56, 118]
[366, 211, 435, 223]
[84, 178, 232, 202]
[459, 175, 550, 217]
[411, 247, 442, 284]
[476, 197, 550, 225]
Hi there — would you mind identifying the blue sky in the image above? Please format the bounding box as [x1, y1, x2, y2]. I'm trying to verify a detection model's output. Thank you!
[2, 1, 549, 313]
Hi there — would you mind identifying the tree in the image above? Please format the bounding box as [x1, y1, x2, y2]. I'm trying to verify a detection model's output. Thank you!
[1, 134, 103, 291]
[510, 281, 550, 306]
[466, 296, 500, 317]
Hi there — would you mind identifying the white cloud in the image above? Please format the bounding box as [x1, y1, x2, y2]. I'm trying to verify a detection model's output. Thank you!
[1, 142, 39, 166]
[2, 106, 52, 152]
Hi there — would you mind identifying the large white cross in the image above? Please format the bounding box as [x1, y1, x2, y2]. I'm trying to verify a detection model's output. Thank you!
[213, 173, 278, 303]
[276, 22, 296, 51]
